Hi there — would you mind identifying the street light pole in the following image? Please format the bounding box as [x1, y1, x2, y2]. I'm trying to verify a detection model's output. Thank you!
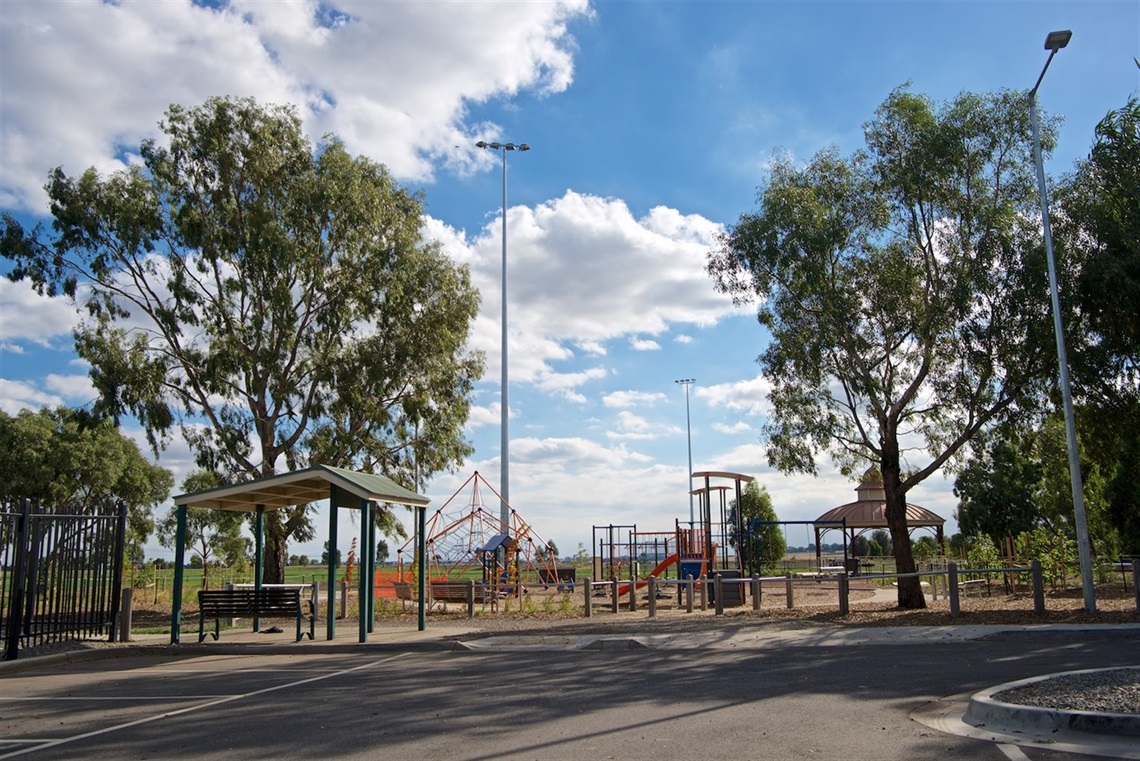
[1028, 30, 1095, 611]
[675, 379, 696, 527]
[476, 140, 530, 536]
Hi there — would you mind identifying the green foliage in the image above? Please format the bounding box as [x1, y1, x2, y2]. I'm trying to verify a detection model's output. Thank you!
[708, 86, 1059, 608]
[912, 536, 937, 561]
[728, 481, 786, 573]
[867, 540, 883, 557]
[0, 406, 173, 559]
[157, 470, 248, 590]
[955, 423, 1044, 542]
[1016, 528, 1075, 587]
[965, 534, 1001, 572]
[1, 97, 484, 583]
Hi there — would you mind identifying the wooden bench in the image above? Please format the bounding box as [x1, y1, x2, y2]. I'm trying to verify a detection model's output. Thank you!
[197, 587, 314, 643]
[430, 582, 498, 605]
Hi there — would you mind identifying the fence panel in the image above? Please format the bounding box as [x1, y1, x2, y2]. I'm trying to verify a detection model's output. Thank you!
[2, 499, 126, 660]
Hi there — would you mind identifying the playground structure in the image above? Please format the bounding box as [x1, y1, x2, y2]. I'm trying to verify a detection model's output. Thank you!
[394, 471, 560, 592]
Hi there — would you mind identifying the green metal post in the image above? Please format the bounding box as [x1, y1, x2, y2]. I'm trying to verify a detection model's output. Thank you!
[367, 504, 376, 632]
[170, 505, 187, 644]
[253, 505, 264, 632]
[417, 505, 426, 631]
[359, 499, 370, 643]
[327, 485, 339, 640]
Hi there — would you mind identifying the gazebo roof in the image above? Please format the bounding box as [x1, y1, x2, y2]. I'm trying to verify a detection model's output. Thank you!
[813, 469, 944, 529]
[814, 500, 945, 529]
[173, 464, 429, 512]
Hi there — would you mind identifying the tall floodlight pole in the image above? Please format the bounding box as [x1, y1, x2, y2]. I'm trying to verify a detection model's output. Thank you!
[476, 140, 530, 535]
[676, 379, 696, 527]
[1028, 30, 1095, 612]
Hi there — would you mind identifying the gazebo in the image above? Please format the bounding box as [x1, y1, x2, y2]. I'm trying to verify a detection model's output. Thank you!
[812, 469, 945, 567]
[170, 464, 429, 644]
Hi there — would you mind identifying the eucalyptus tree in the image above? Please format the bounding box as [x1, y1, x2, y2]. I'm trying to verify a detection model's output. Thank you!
[708, 87, 1059, 608]
[0, 407, 173, 563]
[2, 97, 484, 582]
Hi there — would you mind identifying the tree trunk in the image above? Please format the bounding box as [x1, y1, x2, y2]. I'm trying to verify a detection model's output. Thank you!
[882, 444, 926, 609]
[263, 512, 288, 584]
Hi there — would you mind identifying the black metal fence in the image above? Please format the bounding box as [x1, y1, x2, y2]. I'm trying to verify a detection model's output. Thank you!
[1, 499, 127, 660]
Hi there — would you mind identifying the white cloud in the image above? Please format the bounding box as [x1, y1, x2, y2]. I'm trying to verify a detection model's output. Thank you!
[0, 378, 65, 414]
[0, 0, 592, 211]
[712, 420, 752, 435]
[0, 279, 80, 350]
[674, 334, 694, 344]
[699, 374, 772, 416]
[630, 338, 661, 351]
[602, 390, 667, 409]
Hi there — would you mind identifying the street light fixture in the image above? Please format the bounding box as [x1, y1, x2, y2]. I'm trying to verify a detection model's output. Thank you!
[1028, 29, 1095, 611]
[675, 379, 696, 527]
[476, 140, 530, 535]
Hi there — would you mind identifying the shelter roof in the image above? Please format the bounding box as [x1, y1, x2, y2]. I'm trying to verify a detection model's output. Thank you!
[173, 464, 429, 512]
[814, 500, 945, 529]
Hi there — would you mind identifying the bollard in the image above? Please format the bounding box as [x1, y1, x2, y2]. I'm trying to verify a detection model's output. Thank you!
[751, 573, 761, 612]
[785, 576, 794, 610]
[312, 581, 321, 621]
[1031, 559, 1045, 614]
[714, 573, 724, 616]
[699, 575, 708, 611]
[1133, 561, 1140, 613]
[225, 581, 236, 628]
[118, 587, 133, 642]
[466, 579, 476, 618]
[583, 576, 593, 618]
[685, 574, 694, 613]
[629, 574, 637, 612]
[648, 576, 657, 618]
[838, 573, 849, 616]
[339, 579, 347, 619]
[948, 562, 960, 618]
[610, 576, 619, 614]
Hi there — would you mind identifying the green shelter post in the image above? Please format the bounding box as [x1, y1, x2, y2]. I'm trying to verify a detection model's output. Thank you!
[170, 504, 187, 644]
[358, 499, 371, 643]
[367, 505, 377, 632]
[417, 505, 427, 631]
[253, 505, 264, 632]
[326, 484, 339, 640]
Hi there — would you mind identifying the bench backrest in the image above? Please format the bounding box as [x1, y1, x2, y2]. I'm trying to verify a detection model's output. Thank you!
[199, 587, 301, 615]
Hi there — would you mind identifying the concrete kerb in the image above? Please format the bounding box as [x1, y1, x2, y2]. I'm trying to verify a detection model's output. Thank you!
[965, 667, 1140, 738]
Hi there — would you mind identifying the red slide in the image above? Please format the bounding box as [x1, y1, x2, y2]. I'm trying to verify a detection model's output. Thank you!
[617, 553, 679, 596]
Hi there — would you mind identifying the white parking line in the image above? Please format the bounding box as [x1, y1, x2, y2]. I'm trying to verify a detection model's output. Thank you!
[997, 744, 1031, 761]
[0, 654, 407, 760]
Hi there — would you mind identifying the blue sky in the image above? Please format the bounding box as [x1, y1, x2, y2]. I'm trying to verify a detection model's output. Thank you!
[1, 1, 1137, 562]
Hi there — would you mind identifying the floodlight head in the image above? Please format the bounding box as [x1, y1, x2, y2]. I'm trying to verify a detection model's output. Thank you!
[518, 144, 531, 151]
[475, 140, 488, 148]
[1044, 30, 1072, 51]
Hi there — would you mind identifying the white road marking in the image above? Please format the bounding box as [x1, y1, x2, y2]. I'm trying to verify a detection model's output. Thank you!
[997, 743, 1031, 760]
[0, 654, 407, 760]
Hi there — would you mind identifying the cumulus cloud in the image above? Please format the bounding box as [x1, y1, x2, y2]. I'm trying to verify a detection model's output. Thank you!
[602, 390, 667, 409]
[0, 279, 80, 350]
[0, 0, 591, 210]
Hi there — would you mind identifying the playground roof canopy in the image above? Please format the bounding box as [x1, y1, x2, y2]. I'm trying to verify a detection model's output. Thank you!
[173, 464, 429, 512]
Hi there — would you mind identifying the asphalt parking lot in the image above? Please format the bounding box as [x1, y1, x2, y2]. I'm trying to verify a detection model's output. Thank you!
[1, 626, 1137, 760]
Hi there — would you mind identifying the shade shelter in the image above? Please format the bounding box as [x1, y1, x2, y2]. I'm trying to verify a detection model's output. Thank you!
[170, 464, 429, 644]
[812, 469, 945, 567]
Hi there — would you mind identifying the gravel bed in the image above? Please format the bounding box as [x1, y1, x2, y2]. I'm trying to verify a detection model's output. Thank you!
[994, 668, 1140, 715]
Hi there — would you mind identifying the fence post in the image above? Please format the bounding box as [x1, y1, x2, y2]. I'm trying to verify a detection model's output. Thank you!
[1133, 561, 1140, 614]
[948, 562, 960, 618]
[838, 573, 849, 616]
[312, 581, 321, 621]
[339, 579, 347, 619]
[583, 577, 593, 618]
[785, 576, 794, 609]
[5, 499, 30, 660]
[752, 573, 761, 611]
[466, 579, 475, 618]
[610, 576, 619, 614]
[685, 574, 694, 613]
[714, 573, 724, 616]
[108, 501, 128, 643]
[648, 576, 657, 618]
[1031, 559, 1045, 614]
[628, 574, 637, 612]
[699, 575, 708, 611]
[118, 587, 133, 643]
